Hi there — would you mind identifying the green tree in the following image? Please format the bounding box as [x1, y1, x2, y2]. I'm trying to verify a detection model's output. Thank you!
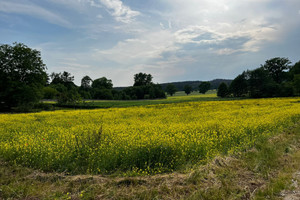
[50, 71, 81, 104]
[50, 71, 74, 85]
[229, 72, 248, 97]
[184, 85, 193, 95]
[198, 82, 211, 94]
[217, 82, 229, 98]
[133, 72, 153, 86]
[248, 67, 277, 98]
[0, 42, 47, 111]
[262, 57, 291, 84]
[81, 75, 93, 89]
[43, 86, 58, 99]
[293, 74, 300, 95]
[166, 84, 177, 96]
[90, 77, 113, 100]
[92, 77, 113, 90]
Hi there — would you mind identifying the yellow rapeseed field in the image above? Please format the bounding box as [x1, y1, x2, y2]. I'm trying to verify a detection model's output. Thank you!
[0, 98, 300, 174]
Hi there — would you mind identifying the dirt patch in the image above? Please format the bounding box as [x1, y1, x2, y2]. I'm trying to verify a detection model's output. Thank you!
[281, 172, 300, 200]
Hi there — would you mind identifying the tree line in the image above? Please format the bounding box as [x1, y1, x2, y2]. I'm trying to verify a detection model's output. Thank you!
[44, 71, 165, 104]
[217, 57, 300, 98]
[1, 43, 300, 112]
[0, 43, 165, 111]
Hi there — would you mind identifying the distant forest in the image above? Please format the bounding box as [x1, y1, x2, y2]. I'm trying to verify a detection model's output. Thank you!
[115, 79, 232, 92]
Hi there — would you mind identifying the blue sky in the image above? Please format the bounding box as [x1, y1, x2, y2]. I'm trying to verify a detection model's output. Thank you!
[1, 0, 300, 86]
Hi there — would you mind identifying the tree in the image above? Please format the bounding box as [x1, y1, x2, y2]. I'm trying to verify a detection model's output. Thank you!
[0, 42, 47, 111]
[50, 71, 75, 87]
[81, 75, 93, 89]
[198, 82, 211, 94]
[217, 82, 229, 98]
[248, 67, 277, 98]
[49, 71, 81, 104]
[293, 74, 300, 95]
[92, 77, 113, 90]
[43, 86, 58, 99]
[184, 85, 193, 95]
[290, 61, 300, 75]
[229, 72, 248, 97]
[166, 84, 177, 96]
[133, 72, 153, 86]
[262, 57, 291, 84]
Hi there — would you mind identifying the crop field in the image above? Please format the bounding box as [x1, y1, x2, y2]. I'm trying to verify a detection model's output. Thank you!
[1, 97, 300, 175]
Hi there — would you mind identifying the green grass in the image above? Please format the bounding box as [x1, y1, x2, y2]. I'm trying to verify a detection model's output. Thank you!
[51, 90, 237, 109]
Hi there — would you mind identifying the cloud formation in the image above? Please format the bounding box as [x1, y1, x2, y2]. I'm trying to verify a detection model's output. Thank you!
[0, 0, 71, 27]
[0, 0, 299, 86]
[98, 0, 140, 23]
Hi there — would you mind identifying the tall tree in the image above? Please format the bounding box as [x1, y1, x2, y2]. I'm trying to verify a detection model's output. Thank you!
[248, 67, 277, 98]
[262, 57, 291, 84]
[229, 72, 248, 97]
[92, 77, 113, 89]
[0, 42, 47, 111]
[198, 82, 211, 94]
[81, 75, 92, 89]
[166, 84, 177, 96]
[133, 72, 153, 86]
[217, 82, 229, 98]
[50, 71, 74, 86]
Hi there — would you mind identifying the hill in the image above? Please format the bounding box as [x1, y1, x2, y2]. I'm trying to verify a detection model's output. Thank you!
[114, 79, 232, 91]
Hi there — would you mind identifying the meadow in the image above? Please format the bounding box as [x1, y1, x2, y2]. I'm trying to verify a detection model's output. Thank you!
[50, 91, 220, 109]
[1, 97, 300, 175]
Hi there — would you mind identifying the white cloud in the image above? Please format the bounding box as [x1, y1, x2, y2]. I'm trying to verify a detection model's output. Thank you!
[94, 29, 179, 64]
[215, 48, 238, 55]
[98, 0, 140, 23]
[0, 1, 71, 27]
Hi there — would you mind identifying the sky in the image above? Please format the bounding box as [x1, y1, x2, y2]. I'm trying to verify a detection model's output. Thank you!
[1, 0, 300, 86]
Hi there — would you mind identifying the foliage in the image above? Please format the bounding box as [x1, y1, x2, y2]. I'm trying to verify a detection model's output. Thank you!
[0, 42, 47, 111]
[217, 82, 229, 98]
[248, 67, 277, 98]
[49, 71, 81, 104]
[293, 74, 300, 95]
[184, 85, 193, 95]
[43, 86, 58, 99]
[92, 88, 113, 100]
[198, 82, 211, 94]
[57, 87, 82, 104]
[50, 71, 74, 85]
[229, 72, 248, 97]
[123, 84, 166, 100]
[262, 57, 291, 84]
[92, 77, 113, 90]
[133, 72, 153, 86]
[80, 75, 92, 89]
[117, 73, 166, 100]
[228, 58, 300, 98]
[166, 84, 177, 96]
